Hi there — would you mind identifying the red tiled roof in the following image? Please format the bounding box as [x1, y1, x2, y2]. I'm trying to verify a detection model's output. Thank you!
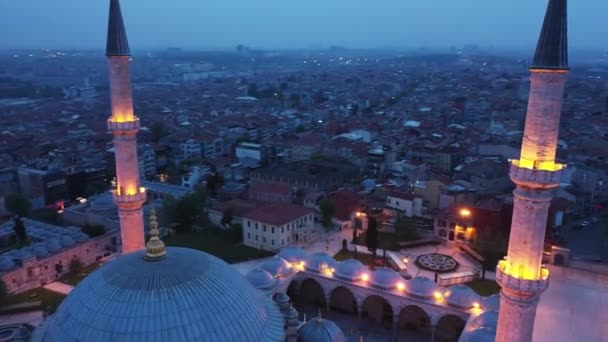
[329, 190, 361, 221]
[245, 203, 314, 226]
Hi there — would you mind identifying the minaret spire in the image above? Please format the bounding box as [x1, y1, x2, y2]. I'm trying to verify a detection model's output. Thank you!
[496, 1, 569, 341]
[105, 0, 146, 254]
[531, 0, 568, 70]
[106, 0, 130, 57]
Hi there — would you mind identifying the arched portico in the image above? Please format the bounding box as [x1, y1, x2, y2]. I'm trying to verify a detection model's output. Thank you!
[298, 278, 326, 307]
[361, 295, 394, 328]
[328, 286, 358, 314]
[397, 305, 432, 338]
[435, 314, 466, 342]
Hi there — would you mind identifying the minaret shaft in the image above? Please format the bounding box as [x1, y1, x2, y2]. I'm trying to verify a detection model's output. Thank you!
[496, 1, 568, 341]
[105, 0, 145, 254]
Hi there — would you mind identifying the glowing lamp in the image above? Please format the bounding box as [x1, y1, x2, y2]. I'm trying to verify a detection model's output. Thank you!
[300, 261, 306, 268]
[396, 282, 405, 291]
[473, 302, 480, 309]
[361, 273, 369, 282]
[460, 208, 471, 217]
[434, 291, 443, 300]
[403, 257, 409, 264]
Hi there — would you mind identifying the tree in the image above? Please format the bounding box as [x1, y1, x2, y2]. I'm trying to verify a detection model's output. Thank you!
[5, 193, 31, 217]
[69, 257, 83, 274]
[205, 173, 225, 197]
[221, 209, 233, 227]
[13, 216, 27, 243]
[229, 223, 243, 243]
[395, 217, 419, 241]
[161, 188, 208, 232]
[150, 121, 168, 142]
[366, 216, 379, 260]
[319, 198, 336, 230]
[0, 280, 7, 305]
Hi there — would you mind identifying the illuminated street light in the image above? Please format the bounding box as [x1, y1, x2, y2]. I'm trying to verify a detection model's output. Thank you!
[460, 208, 471, 217]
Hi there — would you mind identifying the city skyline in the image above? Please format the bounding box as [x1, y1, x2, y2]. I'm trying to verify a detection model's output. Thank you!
[2, 0, 608, 50]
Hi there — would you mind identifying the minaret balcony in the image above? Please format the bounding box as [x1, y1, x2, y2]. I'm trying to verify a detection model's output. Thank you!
[509, 160, 564, 189]
[107, 117, 140, 133]
[496, 260, 549, 296]
[112, 187, 147, 205]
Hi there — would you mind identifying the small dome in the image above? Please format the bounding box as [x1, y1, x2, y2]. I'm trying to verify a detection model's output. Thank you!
[7, 249, 28, 259]
[305, 253, 336, 273]
[286, 306, 299, 320]
[277, 246, 307, 263]
[298, 318, 345, 342]
[481, 294, 500, 312]
[245, 268, 277, 290]
[60, 236, 75, 248]
[73, 233, 89, 242]
[260, 256, 293, 278]
[460, 327, 496, 342]
[33, 247, 285, 342]
[445, 284, 480, 309]
[471, 311, 498, 330]
[0, 323, 34, 341]
[404, 276, 441, 298]
[0, 256, 15, 271]
[274, 291, 290, 304]
[334, 259, 366, 281]
[32, 244, 49, 258]
[46, 239, 62, 253]
[370, 268, 403, 290]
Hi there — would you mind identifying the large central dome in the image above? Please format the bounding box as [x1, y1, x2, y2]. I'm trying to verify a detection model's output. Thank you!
[33, 247, 285, 342]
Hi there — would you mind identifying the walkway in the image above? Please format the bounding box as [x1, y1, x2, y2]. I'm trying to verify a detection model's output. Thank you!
[42, 282, 74, 295]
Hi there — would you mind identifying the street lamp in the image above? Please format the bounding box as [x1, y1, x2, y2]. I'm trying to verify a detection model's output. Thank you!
[460, 208, 471, 217]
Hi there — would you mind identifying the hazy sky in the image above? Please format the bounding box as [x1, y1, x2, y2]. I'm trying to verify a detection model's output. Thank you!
[1, 0, 607, 51]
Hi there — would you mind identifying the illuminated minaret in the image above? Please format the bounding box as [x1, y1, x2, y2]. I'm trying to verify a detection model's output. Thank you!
[496, 1, 568, 341]
[106, 0, 146, 254]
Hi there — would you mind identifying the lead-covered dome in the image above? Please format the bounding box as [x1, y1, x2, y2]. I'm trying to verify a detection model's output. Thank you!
[334, 259, 366, 281]
[261, 256, 293, 278]
[471, 311, 498, 330]
[33, 247, 285, 342]
[459, 327, 496, 342]
[277, 246, 307, 263]
[298, 318, 345, 342]
[404, 276, 441, 299]
[444, 284, 480, 309]
[246, 268, 277, 290]
[305, 252, 336, 273]
[481, 294, 500, 312]
[370, 268, 403, 290]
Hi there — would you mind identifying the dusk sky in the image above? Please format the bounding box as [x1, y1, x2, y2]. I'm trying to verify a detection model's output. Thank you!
[1, 0, 607, 50]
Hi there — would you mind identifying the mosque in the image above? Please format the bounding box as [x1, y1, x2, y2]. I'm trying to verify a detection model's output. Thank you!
[29, 0, 570, 341]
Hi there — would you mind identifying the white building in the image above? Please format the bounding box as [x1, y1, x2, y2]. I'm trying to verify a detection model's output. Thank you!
[236, 142, 263, 162]
[243, 203, 315, 252]
[386, 190, 424, 218]
[180, 139, 202, 161]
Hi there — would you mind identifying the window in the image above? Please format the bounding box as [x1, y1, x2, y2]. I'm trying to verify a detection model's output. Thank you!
[247, 221, 251, 227]
[255, 223, 258, 230]
[263, 225, 267, 232]
[263, 237, 267, 243]
[388, 198, 391, 204]
[281, 239, 284, 245]
[271, 240, 274, 246]
[255, 235, 258, 241]
[439, 229, 447, 238]
[396, 201, 400, 206]
[247, 233, 251, 239]
[271, 227, 275, 234]
[281, 227, 284, 233]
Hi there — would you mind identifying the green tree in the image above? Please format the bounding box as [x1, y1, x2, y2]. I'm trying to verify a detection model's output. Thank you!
[150, 121, 168, 142]
[5, 193, 31, 217]
[161, 187, 208, 232]
[13, 217, 27, 242]
[69, 257, 83, 274]
[395, 217, 419, 241]
[229, 223, 243, 243]
[221, 209, 233, 227]
[366, 216, 379, 260]
[205, 173, 225, 197]
[319, 198, 336, 230]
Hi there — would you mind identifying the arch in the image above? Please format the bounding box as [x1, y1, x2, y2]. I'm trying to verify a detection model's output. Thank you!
[328, 286, 358, 314]
[286, 279, 301, 299]
[554, 253, 565, 266]
[397, 305, 432, 337]
[435, 314, 466, 342]
[361, 295, 393, 328]
[298, 278, 326, 308]
[438, 229, 447, 238]
[448, 231, 455, 241]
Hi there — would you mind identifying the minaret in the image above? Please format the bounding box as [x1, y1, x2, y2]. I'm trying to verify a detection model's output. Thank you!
[496, 1, 568, 341]
[106, 0, 146, 254]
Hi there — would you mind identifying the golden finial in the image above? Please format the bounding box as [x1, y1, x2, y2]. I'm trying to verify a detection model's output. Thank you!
[145, 209, 166, 261]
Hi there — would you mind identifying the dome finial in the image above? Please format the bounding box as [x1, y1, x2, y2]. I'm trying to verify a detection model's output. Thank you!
[145, 209, 166, 261]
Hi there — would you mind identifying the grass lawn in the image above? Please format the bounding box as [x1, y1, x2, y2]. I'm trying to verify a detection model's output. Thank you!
[165, 230, 273, 263]
[333, 250, 390, 268]
[3, 288, 66, 314]
[61, 262, 102, 286]
[465, 279, 501, 296]
[354, 231, 402, 251]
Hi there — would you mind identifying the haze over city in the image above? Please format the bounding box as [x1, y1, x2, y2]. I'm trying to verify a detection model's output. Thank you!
[2, 0, 608, 50]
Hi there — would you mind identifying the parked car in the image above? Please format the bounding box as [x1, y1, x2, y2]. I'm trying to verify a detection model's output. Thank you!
[580, 220, 591, 226]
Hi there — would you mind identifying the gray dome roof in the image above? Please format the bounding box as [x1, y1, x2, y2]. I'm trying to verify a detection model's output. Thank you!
[471, 311, 498, 330]
[335, 259, 366, 281]
[7, 249, 29, 259]
[370, 268, 403, 290]
[33, 247, 285, 342]
[298, 318, 345, 342]
[305, 253, 336, 273]
[46, 239, 62, 253]
[481, 294, 500, 312]
[32, 244, 49, 258]
[277, 246, 307, 263]
[0, 256, 15, 271]
[460, 327, 496, 342]
[245, 268, 277, 290]
[445, 284, 480, 309]
[60, 236, 75, 248]
[404, 276, 441, 298]
[0, 323, 34, 342]
[261, 256, 293, 278]
[274, 291, 290, 304]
